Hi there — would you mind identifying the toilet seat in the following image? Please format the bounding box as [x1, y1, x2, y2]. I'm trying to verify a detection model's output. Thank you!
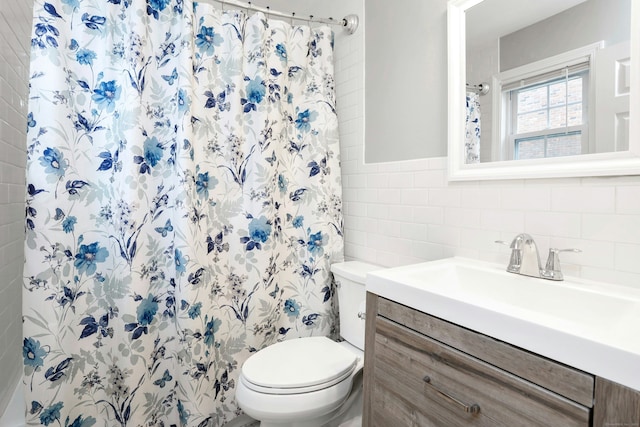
[240, 336, 358, 395]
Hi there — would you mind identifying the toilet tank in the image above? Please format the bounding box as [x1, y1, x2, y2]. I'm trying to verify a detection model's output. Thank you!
[330, 261, 381, 351]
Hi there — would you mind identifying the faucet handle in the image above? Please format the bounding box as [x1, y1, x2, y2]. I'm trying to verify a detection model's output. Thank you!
[495, 240, 521, 273]
[543, 248, 581, 281]
[550, 248, 581, 253]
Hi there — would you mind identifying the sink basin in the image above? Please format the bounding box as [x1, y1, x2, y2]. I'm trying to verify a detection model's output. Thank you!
[397, 259, 639, 336]
[366, 257, 640, 391]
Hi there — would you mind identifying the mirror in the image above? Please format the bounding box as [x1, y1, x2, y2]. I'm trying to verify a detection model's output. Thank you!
[447, 0, 640, 180]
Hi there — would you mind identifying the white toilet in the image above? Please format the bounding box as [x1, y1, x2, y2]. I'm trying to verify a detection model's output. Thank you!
[235, 261, 380, 427]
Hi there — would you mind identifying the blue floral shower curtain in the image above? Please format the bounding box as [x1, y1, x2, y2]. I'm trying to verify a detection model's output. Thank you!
[23, 0, 343, 425]
[465, 92, 481, 164]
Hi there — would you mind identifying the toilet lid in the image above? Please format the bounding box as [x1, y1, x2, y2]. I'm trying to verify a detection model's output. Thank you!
[241, 336, 357, 393]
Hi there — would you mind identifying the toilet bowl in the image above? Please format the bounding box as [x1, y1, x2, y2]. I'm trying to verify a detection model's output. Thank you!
[235, 337, 363, 426]
[235, 261, 381, 427]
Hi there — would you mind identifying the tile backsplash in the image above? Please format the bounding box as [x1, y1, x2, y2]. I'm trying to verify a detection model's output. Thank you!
[340, 154, 640, 288]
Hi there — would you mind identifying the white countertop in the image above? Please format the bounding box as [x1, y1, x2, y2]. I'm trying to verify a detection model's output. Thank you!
[366, 257, 640, 392]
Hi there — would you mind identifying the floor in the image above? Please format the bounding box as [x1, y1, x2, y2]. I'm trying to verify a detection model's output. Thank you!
[225, 415, 362, 427]
[225, 415, 259, 427]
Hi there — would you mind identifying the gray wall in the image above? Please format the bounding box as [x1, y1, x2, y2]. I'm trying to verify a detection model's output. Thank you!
[0, 0, 31, 416]
[364, 0, 448, 163]
[501, 0, 630, 71]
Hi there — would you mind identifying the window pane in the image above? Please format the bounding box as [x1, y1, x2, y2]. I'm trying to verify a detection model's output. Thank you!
[516, 138, 546, 159]
[567, 103, 583, 126]
[547, 133, 582, 157]
[549, 81, 567, 107]
[517, 110, 547, 133]
[567, 77, 583, 104]
[509, 69, 587, 159]
[549, 106, 567, 128]
[517, 86, 548, 113]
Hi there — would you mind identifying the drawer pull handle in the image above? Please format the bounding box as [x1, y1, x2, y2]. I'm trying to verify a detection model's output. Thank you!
[423, 376, 481, 414]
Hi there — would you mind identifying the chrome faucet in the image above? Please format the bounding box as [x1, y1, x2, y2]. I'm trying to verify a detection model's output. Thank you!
[499, 233, 542, 277]
[541, 247, 582, 281]
[496, 233, 581, 281]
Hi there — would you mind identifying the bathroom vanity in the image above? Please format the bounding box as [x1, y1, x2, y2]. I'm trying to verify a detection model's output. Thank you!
[363, 258, 640, 426]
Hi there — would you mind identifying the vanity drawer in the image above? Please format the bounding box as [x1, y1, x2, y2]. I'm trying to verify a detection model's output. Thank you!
[376, 296, 595, 407]
[371, 317, 591, 427]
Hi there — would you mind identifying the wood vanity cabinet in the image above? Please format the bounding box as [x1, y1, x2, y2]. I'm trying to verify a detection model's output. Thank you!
[363, 293, 640, 427]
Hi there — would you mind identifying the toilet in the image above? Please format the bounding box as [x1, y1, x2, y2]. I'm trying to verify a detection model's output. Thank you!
[235, 261, 380, 427]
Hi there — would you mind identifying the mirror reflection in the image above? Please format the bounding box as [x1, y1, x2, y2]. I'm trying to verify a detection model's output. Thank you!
[465, 0, 631, 164]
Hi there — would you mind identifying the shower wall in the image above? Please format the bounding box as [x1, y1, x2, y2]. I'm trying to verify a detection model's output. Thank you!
[0, 0, 32, 415]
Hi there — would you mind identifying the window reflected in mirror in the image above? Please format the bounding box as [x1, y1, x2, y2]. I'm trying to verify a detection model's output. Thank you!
[465, 0, 630, 164]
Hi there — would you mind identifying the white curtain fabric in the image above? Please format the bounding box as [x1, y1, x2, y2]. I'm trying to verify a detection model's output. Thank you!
[465, 92, 481, 164]
[23, 0, 343, 425]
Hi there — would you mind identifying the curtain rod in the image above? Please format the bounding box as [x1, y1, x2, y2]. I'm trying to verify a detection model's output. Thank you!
[466, 82, 490, 96]
[204, 0, 359, 34]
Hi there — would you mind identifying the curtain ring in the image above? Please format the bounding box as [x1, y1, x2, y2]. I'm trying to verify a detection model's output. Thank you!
[246, 1, 251, 15]
[308, 14, 313, 25]
[290, 12, 295, 26]
[266, 5, 270, 19]
[220, 0, 225, 12]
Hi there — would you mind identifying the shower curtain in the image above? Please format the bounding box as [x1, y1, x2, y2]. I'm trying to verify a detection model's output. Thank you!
[23, 0, 343, 425]
[465, 92, 481, 164]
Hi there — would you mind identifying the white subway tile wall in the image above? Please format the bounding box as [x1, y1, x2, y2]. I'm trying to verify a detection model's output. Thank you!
[0, 0, 31, 415]
[341, 158, 640, 287]
[333, 1, 640, 288]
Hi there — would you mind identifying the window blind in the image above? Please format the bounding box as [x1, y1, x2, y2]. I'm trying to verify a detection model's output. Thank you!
[502, 60, 590, 92]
